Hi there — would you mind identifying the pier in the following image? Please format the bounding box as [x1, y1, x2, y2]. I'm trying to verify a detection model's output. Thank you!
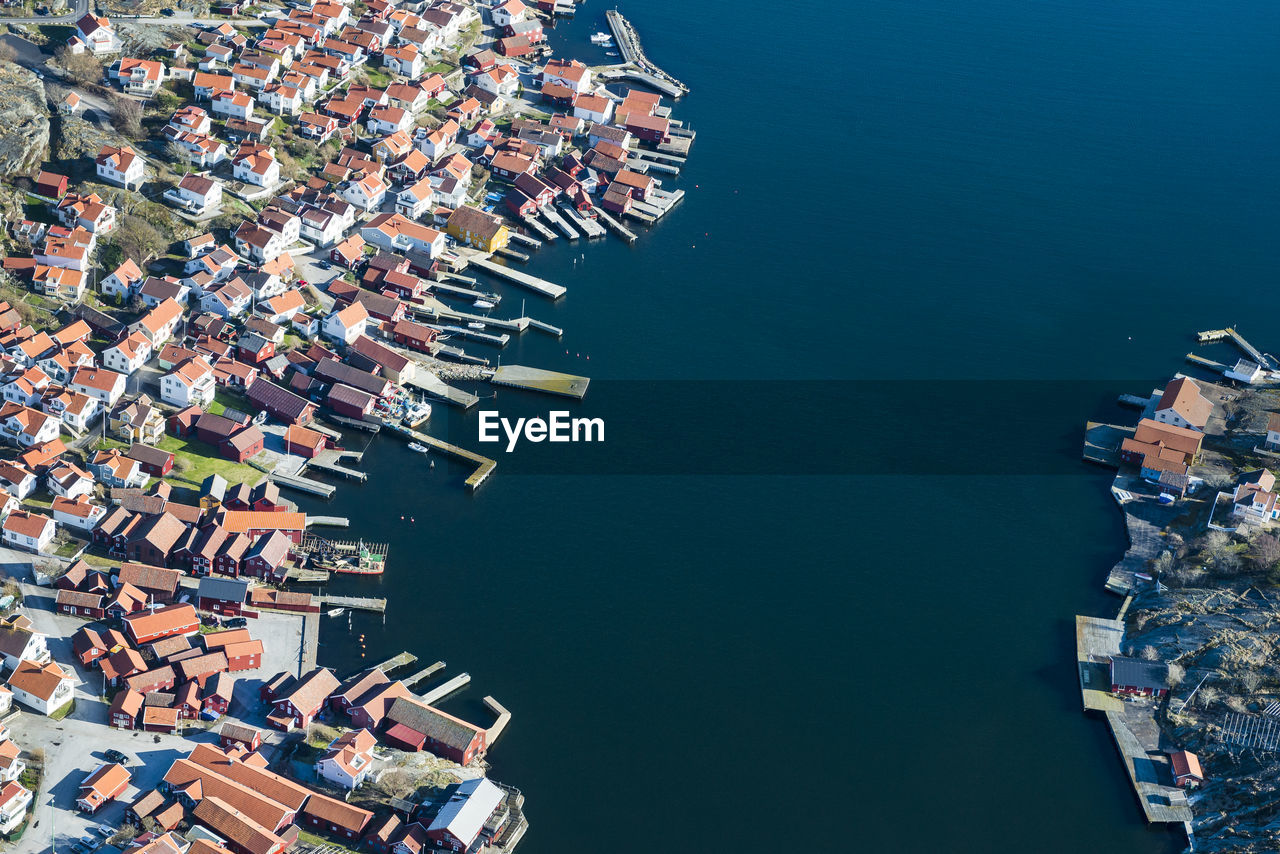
[491, 365, 590, 399]
[370, 651, 417, 674]
[1195, 326, 1275, 369]
[519, 215, 556, 241]
[593, 207, 637, 243]
[401, 661, 446, 689]
[385, 422, 497, 490]
[321, 413, 381, 433]
[628, 156, 680, 176]
[406, 372, 481, 409]
[269, 473, 335, 498]
[496, 246, 530, 263]
[559, 204, 607, 238]
[429, 278, 502, 304]
[317, 595, 386, 613]
[306, 450, 368, 482]
[602, 13, 689, 96]
[306, 516, 350, 528]
[429, 324, 511, 348]
[420, 672, 471, 704]
[1185, 352, 1231, 373]
[467, 257, 567, 299]
[484, 696, 512, 746]
[508, 231, 542, 250]
[540, 206, 580, 240]
[523, 317, 563, 337]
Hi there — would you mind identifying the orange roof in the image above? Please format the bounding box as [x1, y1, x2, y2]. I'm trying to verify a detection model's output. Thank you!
[220, 510, 306, 533]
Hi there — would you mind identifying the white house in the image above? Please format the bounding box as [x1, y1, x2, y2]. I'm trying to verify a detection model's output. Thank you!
[212, 90, 256, 121]
[0, 404, 60, 448]
[315, 729, 377, 789]
[96, 145, 145, 190]
[52, 495, 107, 532]
[540, 58, 591, 93]
[46, 462, 95, 500]
[89, 450, 147, 489]
[161, 357, 216, 408]
[361, 213, 446, 258]
[1, 510, 55, 555]
[340, 173, 388, 213]
[491, 0, 527, 27]
[134, 298, 184, 348]
[114, 58, 165, 95]
[73, 13, 121, 55]
[366, 105, 410, 136]
[6, 659, 72, 715]
[395, 178, 434, 220]
[70, 367, 127, 408]
[0, 625, 49, 671]
[166, 173, 224, 215]
[572, 94, 614, 125]
[1153, 377, 1212, 432]
[322, 303, 369, 346]
[232, 144, 280, 188]
[202, 281, 253, 318]
[0, 781, 31, 834]
[101, 258, 146, 300]
[0, 464, 36, 500]
[416, 119, 458, 159]
[102, 331, 153, 376]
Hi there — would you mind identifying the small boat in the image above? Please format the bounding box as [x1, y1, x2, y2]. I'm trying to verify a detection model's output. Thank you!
[605, 51, 619, 57]
[590, 32, 612, 44]
[326, 608, 345, 617]
[407, 443, 429, 453]
[1157, 493, 1176, 505]
[468, 321, 485, 329]
[474, 299, 495, 309]
[1135, 572, 1154, 582]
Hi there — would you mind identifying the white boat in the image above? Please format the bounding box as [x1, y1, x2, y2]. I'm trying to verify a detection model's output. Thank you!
[407, 442, 429, 453]
[590, 32, 613, 44]
[474, 299, 495, 309]
[605, 51, 619, 57]
[468, 321, 485, 329]
[327, 608, 345, 617]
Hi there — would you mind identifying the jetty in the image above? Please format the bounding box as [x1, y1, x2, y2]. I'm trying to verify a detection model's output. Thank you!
[467, 257, 567, 299]
[594, 207, 637, 243]
[269, 473, 335, 498]
[484, 696, 512, 745]
[385, 422, 497, 490]
[402, 661, 446, 689]
[508, 231, 542, 250]
[495, 246, 530, 263]
[491, 365, 590, 399]
[540, 206, 580, 240]
[306, 449, 367, 482]
[1185, 352, 1231, 373]
[322, 413, 381, 433]
[371, 651, 417, 674]
[429, 324, 511, 348]
[559, 204, 607, 238]
[420, 672, 471, 704]
[406, 372, 481, 409]
[318, 594, 387, 613]
[520, 215, 556, 241]
[306, 516, 349, 528]
[1195, 326, 1276, 369]
[1076, 615, 1125, 713]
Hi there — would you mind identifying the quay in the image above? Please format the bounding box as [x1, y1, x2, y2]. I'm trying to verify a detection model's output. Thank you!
[593, 207, 637, 243]
[411, 303, 527, 332]
[429, 278, 502, 304]
[306, 516, 350, 528]
[1117, 394, 1150, 408]
[285, 566, 330, 583]
[628, 156, 680, 176]
[429, 324, 511, 348]
[496, 246, 530, 263]
[385, 422, 497, 490]
[321, 412, 381, 433]
[523, 317, 563, 337]
[1076, 615, 1125, 713]
[484, 696, 512, 746]
[402, 661, 446, 689]
[1185, 352, 1231, 373]
[420, 672, 471, 704]
[370, 651, 417, 674]
[306, 450, 368, 482]
[491, 365, 590, 399]
[540, 206, 580, 240]
[269, 472, 336, 498]
[559, 204, 607, 238]
[632, 148, 687, 167]
[600, 9, 692, 98]
[1082, 422, 1134, 468]
[467, 257, 567, 299]
[317, 594, 387, 613]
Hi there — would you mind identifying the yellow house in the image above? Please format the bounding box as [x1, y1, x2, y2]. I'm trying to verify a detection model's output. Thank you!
[446, 206, 510, 253]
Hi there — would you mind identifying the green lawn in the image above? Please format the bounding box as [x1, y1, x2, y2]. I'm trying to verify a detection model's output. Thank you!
[425, 62, 455, 75]
[49, 699, 75, 721]
[95, 435, 267, 489]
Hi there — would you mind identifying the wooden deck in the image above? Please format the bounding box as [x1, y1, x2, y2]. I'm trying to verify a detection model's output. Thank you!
[1105, 708, 1193, 824]
[1076, 615, 1125, 713]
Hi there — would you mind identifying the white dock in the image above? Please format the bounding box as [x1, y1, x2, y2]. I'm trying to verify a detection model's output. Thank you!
[484, 696, 512, 746]
[468, 257, 567, 299]
[420, 672, 471, 704]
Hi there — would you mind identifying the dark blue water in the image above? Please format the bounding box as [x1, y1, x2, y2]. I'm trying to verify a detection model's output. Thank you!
[306, 2, 1280, 851]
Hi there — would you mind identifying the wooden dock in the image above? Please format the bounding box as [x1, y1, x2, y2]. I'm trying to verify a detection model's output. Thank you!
[520, 214, 556, 241]
[1104, 708, 1193, 824]
[1185, 352, 1231, 373]
[420, 672, 471, 704]
[559, 204, 606, 238]
[484, 696, 512, 746]
[540, 206, 580, 240]
[269, 472, 336, 498]
[371, 651, 417, 674]
[467, 257, 567, 299]
[491, 365, 590, 399]
[508, 231, 542, 249]
[385, 422, 497, 490]
[317, 594, 387, 613]
[306, 516, 349, 528]
[306, 451, 367, 482]
[402, 661, 446, 689]
[593, 207, 637, 243]
[406, 372, 481, 409]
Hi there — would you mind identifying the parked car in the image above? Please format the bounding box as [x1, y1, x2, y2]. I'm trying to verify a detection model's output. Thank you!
[103, 749, 129, 766]
[160, 7, 175, 14]
[318, 260, 332, 270]
[224, 616, 248, 629]
[78, 836, 99, 850]
[96, 825, 114, 838]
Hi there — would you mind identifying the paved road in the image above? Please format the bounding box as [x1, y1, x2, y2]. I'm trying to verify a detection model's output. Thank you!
[0, 0, 87, 25]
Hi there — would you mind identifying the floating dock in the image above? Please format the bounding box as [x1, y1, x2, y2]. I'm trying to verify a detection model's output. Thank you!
[371, 652, 417, 674]
[559, 203, 606, 238]
[420, 672, 471, 704]
[484, 696, 512, 745]
[402, 661, 446, 689]
[385, 422, 497, 490]
[491, 365, 590, 399]
[467, 257, 567, 299]
[540, 206, 580, 240]
[318, 595, 387, 613]
[306, 516, 349, 528]
[593, 207, 637, 243]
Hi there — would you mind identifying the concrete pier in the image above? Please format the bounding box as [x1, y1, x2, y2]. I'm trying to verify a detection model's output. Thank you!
[371, 652, 417, 674]
[306, 516, 350, 528]
[318, 594, 387, 613]
[468, 257, 567, 299]
[420, 672, 471, 704]
[385, 422, 497, 490]
[508, 231, 542, 249]
[306, 450, 367, 482]
[522, 317, 564, 336]
[402, 661, 446, 688]
[429, 279, 502, 304]
[496, 246, 530, 263]
[540, 206, 580, 240]
[430, 324, 511, 347]
[593, 207, 637, 243]
[406, 372, 481, 409]
[492, 365, 590, 399]
[520, 214, 556, 241]
[484, 696, 512, 746]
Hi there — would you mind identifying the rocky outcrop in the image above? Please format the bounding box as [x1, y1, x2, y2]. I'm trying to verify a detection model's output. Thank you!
[0, 64, 49, 177]
[50, 113, 117, 166]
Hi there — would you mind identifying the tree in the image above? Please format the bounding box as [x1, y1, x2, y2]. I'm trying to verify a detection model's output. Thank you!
[376, 768, 415, 800]
[55, 47, 103, 86]
[113, 216, 166, 266]
[1167, 663, 1186, 688]
[0, 43, 16, 66]
[1139, 645, 1159, 661]
[1250, 533, 1280, 572]
[153, 88, 180, 113]
[111, 94, 144, 138]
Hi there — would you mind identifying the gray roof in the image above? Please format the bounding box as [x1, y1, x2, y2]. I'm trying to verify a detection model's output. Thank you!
[196, 576, 250, 604]
[202, 474, 227, 501]
[386, 697, 481, 751]
[1110, 656, 1169, 690]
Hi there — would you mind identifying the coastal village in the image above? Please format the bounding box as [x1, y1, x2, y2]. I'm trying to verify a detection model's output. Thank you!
[0, 0, 695, 850]
[1079, 329, 1280, 851]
